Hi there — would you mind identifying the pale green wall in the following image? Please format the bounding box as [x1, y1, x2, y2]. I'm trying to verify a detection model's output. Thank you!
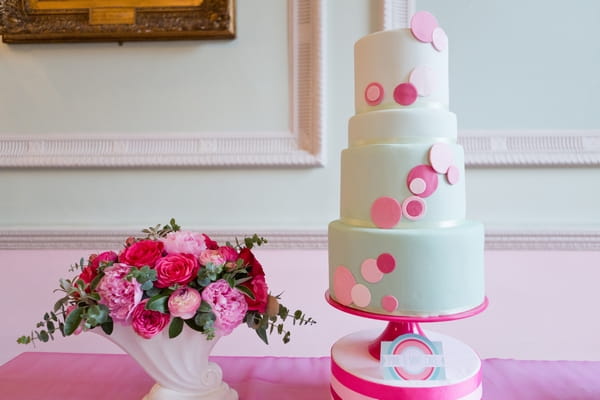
[1, 0, 599, 234]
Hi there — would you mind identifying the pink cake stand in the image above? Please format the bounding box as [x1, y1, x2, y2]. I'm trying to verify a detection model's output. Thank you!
[325, 291, 488, 359]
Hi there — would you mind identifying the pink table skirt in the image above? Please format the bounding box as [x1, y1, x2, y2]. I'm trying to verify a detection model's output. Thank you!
[2, 352, 600, 399]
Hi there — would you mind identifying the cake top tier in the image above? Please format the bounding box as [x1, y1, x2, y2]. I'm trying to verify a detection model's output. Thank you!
[355, 11, 449, 114]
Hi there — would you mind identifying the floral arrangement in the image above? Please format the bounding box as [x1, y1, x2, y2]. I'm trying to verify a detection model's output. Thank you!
[18, 220, 315, 345]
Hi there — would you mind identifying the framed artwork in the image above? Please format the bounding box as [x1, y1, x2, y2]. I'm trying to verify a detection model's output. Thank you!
[0, 0, 235, 43]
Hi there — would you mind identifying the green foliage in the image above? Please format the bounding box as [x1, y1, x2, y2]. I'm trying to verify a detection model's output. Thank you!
[141, 218, 181, 240]
[169, 317, 184, 338]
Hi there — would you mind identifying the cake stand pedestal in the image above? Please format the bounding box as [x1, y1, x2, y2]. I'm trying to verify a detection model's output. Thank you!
[326, 293, 488, 400]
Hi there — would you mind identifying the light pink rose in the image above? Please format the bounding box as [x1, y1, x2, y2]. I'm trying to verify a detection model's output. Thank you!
[130, 300, 170, 339]
[154, 253, 199, 288]
[96, 263, 143, 322]
[161, 231, 208, 256]
[202, 279, 248, 336]
[168, 287, 201, 319]
[199, 249, 226, 267]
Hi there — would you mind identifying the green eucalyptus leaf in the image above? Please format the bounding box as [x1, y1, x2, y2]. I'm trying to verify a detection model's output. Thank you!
[101, 320, 114, 335]
[63, 307, 84, 336]
[169, 317, 184, 338]
[255, 327, 269, 345]
[146, 294, 169, 313]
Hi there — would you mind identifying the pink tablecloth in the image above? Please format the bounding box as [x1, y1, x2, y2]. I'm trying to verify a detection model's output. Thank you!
[2, 352, 600, 399]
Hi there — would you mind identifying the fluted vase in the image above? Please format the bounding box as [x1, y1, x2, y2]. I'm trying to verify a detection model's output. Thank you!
[97, 323, 238, 400]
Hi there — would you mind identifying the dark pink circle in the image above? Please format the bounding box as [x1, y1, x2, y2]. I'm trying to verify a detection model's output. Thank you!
[365, 82, 384, 106]
[410, 11, 439, 43]
[377, 253, 396, 274]
[402, 196, 427, 220]
[381, 295, 399, 312]
[371, 197, 402, 229]
[393, 83, 418, 106]
[447, 165, 460, 184]
[407, 165, 438, 198]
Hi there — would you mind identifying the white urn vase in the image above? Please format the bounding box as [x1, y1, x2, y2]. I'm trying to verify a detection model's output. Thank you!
[97, 323, 238, 400]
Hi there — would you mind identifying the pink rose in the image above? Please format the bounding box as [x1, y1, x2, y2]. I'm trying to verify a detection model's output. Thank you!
[89, 251, 118, 269]
[241, 275, 269, 313]
[202, 280, 248, 336]
[154, 253, 199, 288]
[119, 240, 164, 267]
[131, 300, 170, 339]
[218, 246, 238, 262]
[96, 263, 143, 321]
[199, 249, 226, 267]
[80, 251, 118, 285]
[161, 231, 207, 256]
[168, 287, 201, 319]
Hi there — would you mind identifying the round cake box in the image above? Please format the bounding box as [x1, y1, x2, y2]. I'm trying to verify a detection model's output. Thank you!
[330, 330, 482, 400]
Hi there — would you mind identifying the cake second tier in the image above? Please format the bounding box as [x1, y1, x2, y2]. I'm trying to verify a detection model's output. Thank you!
[329, 219, 485, 317]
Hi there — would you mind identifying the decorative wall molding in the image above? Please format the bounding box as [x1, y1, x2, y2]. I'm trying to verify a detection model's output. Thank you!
[0, 0, 325, 168]
[2, 227, 600, 251]
[460, 130, 600, 167]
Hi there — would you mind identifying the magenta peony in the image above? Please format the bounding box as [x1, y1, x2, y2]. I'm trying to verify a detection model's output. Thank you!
[154, 253, 199, 288]
[202, 280, 248, 336]
[96, 263, 143, 322]
[168, 287, 202, 319]
[130, 300, 170, 339]
[161, 231, 208, 256]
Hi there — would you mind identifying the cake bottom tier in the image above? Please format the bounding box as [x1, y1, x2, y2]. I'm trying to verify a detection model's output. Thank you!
[328, 220, 484, 317]
[330, 330, 482, 400]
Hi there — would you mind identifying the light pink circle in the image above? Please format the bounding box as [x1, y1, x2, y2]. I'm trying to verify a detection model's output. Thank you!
[407, 165, 438, 198]
[409, 65, 435, 97]
[361, 258, 384, 283]
[409, 177, 426, 195]
[402, 196, 427, 220]
[432, 27, 448, 52]
[333, 266, 356, 306]
[393, 83, 418, 106]
[371, 196, 402, 229]
[429, 143, 453, 174]
[377, 253, 396, 274]
[381, 295, 399, 312]
[410, 11, 439, 43]
[447, 165, 460, 184]
[351, 284, 371, 307]
[365, 82, 384, 106]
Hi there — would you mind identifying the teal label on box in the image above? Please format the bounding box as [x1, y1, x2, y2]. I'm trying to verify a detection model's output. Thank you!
[380, 333, 446, 381]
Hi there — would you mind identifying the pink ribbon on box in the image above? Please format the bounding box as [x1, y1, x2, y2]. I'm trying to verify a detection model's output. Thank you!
[331, 360, 481, 400]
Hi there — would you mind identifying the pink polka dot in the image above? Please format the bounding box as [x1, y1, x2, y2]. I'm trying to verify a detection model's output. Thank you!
[381, 295, 399, 312]
[393, 83, 418, 106]
[446, 165, 460, 184]
[402, 196, 427, 220]
[351, 284, 371, 307]
[409, 177, 426, 195]
[333, 266, 356, 306]
[429, 143, 454, 174]
[410, 11, 439, 43]
[407, 165, 438, 198]
[377, 253, 396, 274]
[409, 65, 435, 97]
[371, 196, 402, 229]
[432, 27, 448, 52]
[365, 82, 384, 106]
[361, 258, 384, 283]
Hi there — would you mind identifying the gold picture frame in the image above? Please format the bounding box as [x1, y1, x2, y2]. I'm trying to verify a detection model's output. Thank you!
[0, 0, 235, 43]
